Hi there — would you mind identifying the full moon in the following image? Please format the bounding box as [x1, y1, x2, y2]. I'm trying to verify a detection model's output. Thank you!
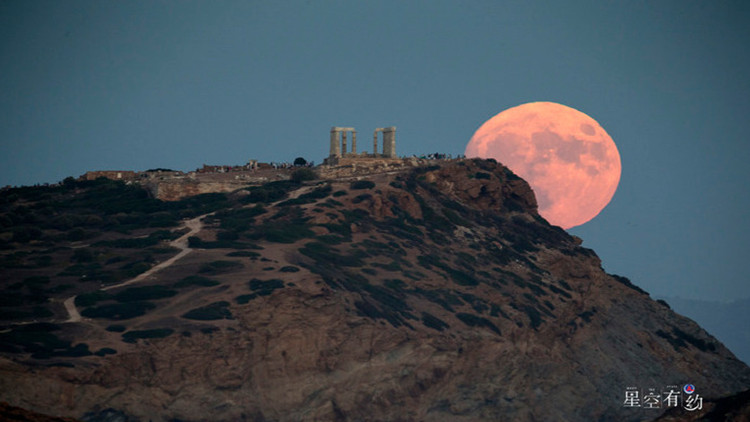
[465, 102, 621, 229]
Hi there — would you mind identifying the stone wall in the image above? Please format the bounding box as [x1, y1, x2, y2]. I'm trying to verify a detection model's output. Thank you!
[81, 171, 136, 181]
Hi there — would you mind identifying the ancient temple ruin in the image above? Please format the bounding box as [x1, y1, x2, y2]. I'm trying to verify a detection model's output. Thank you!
[373, 127, 397, 158]
[327, 126, 397, 163]
[329, 127, 357, 158]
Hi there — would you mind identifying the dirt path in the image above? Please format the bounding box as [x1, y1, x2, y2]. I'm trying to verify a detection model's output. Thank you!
[62, 214, 207, 323]
[62, 296, 81, 322]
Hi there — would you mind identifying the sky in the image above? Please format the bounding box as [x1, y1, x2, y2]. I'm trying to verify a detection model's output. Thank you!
[1, 0, 749, 303]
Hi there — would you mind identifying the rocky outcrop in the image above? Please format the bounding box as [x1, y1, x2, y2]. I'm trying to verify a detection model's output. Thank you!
[144, 179, 253, 201]
[141, 170, 291, 201]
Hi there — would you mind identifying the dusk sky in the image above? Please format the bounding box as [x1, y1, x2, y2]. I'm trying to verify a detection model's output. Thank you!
[1, 1, 749, 303]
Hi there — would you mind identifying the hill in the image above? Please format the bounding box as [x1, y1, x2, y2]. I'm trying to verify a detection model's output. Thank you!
[0, 159, 748, 421]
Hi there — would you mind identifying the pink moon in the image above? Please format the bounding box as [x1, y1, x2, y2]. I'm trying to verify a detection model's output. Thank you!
[465, 102, 621, 229]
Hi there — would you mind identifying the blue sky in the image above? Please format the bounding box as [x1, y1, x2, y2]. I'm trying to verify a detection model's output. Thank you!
[1, 0, 749, 302]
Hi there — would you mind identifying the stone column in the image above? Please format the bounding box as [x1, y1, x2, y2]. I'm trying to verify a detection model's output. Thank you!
[330, 128, 340, 158]
[383, 127, 397, 158]
[342, 131, 348, 156]
[373, 129, 379, 156]
[352, 130, 357, 154]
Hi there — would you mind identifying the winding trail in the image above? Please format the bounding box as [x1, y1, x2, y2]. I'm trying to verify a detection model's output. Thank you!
[63, 214, 207, 323]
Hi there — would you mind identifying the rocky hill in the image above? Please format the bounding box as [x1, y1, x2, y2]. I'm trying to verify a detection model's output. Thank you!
[0, 159, 748, 421]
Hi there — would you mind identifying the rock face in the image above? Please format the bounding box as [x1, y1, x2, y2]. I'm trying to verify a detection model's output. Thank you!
[1, 159, 749, 421]
[144, 178, 254, 201]
[142, 173, 284, 201]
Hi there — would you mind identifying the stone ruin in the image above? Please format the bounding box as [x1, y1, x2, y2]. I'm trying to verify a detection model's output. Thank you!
[326, 126, 397, 164]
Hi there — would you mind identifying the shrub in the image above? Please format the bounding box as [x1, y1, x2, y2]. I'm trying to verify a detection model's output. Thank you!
[11, 226, 43, 243]
[95, 236, 159, 248]
[59, 262, 101, 277]
[71, 248, 95, 263]
[0, 306, 53, 320]
[350, 180, 375, 190]
[75, 291, 110, 307]
[384, 279, 407, 290]
[522, 305, 544, 330]
[611, 274, 648, 295]
[106, 324, 126, 332]
[23, 275, 50, 286]
[299, 242, 364, 268]
[235, 294, 255, 304]
[198, 260, 244, 274]
[182, 301, 233, 320]
[352, 193, 372, 204]
[578, 308, 596, 323]
[455, 312, 501, 335]
[443, 209, 469, 226]
[350, 281, 416, 329]
[248, 217, 315, 243]
[460, 292, 489, 314]
[291, 168, 317, 183]
[66, 228, 97, 241]
[174, 275, 220, 288]
[48, 283, 72, 293]
[316, 234, 346, 245]
[658, 329, 692, 352]
[332, 190, 347, 197]
[415, 288, 463, 312]
[94, 347, 117, 356]
[249, 278, 285, 294]
[490, 304, 509, 319]
[547, 284, 572, 299]
[279, 266, 300, 272]
[657, 327, 716, 352]
[80, 301, 155, 320]
[112, 285, 177, 302]
[44, 342, 92, 358]
[122, 328, 174, 343]
[422, 312, 450, 331]
[213, 205, 266, 231]
[188, 236, 258, 250]
[402, 270, 424, 280]
[302, 185, 332, 200]
[0, 323, 65, 355]
[121, 261, 152, 278]
[243, 181, 297, 203]
[673, 327, 716, 352]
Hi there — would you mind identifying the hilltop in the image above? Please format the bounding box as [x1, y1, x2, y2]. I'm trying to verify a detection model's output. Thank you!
[0, 159, 748, 421]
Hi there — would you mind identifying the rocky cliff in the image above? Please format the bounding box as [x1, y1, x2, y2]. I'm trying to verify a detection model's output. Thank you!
[1, 159, 748, 421]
